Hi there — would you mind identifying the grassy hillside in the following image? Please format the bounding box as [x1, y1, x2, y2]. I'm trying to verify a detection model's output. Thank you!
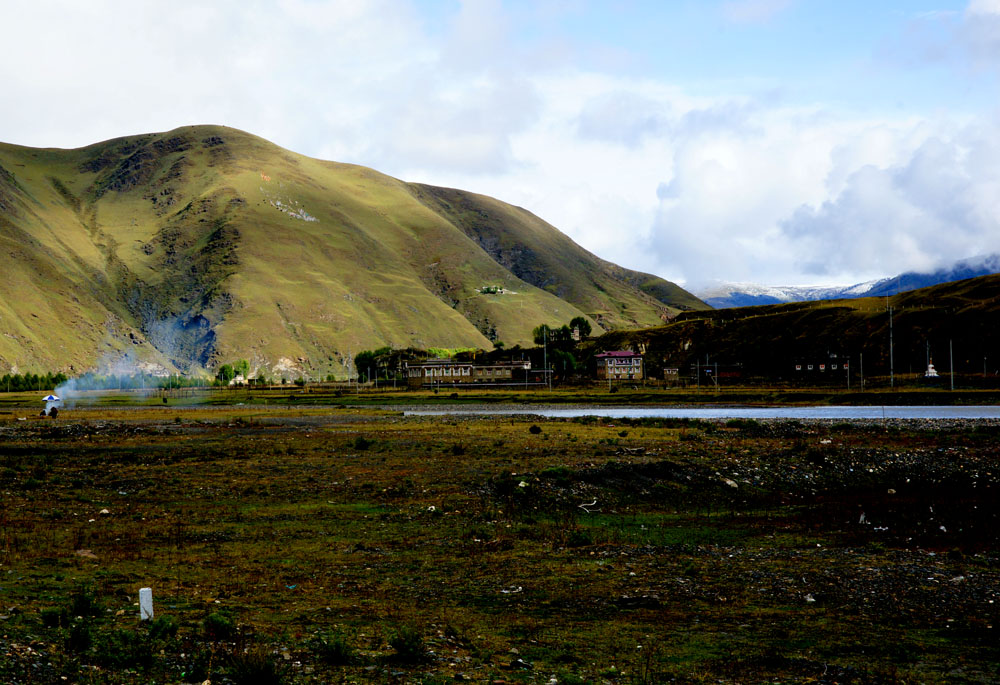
[410, 184, 708, 327]
[592, 274, 1000, 383]
[0, 126, 705, 378]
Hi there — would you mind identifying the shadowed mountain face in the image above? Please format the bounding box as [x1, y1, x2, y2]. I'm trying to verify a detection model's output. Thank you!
[0, 125, 707, 377]
[596, 273, 1000, 382]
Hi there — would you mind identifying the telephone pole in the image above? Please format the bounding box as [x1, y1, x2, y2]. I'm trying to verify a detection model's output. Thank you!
[889, 306, 894, 389]
[950, 339, 954, 391]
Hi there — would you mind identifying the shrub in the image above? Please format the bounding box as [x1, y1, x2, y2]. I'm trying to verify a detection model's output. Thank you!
[227, 644, 287, 685]
[148, 615, 179, 641]
[70, 587, 102, 617]
[352, 435, 373, 450]
[528, 424, 542, 435]
[202, 611, 237, 641]
[184, 645, 215, 682]
[389, 624, 426, 662]
[41, 607, 68, 628]
[311, 630, 356, 665]
[66, 622, 93, 652]
[92, 628, 154, 670]
[540, 465, 572, 482]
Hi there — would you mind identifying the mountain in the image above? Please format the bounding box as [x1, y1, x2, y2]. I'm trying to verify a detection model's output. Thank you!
[0, 125, 707, 378]
[695, 282, 879, 309]
[861, 254, 1000, 298]
[594, 273, 1000, 382]
[697, 255, 1000, 309]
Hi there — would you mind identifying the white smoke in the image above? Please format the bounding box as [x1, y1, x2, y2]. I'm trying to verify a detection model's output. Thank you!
[54, 351, 172, 408]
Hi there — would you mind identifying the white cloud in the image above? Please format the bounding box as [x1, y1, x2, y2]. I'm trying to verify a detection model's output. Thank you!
[968, 0, 1000, 15]
[4, 0, 1000, 291]
[576, 91, 670, 147]
[883, 1, 1000, 72]
[721, 0, 795, 24]
[963, 0, 1000, 63]
[779, 123, 1000, 280]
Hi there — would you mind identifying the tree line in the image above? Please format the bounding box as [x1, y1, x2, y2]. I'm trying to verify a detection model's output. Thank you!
[353, 317, 596, 381]
[1, 372, 69, 393]
[0, 371, 212, 392]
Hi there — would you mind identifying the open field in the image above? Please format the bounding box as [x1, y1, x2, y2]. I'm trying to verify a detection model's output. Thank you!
[1, 405, 998, 683]
[6, 382, 1000, 413]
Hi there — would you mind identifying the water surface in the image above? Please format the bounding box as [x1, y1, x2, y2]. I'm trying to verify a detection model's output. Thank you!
[405, 405, 1000, 420]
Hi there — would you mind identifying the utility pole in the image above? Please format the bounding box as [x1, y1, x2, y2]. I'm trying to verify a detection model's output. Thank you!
[543, 326, 551, 391]
[860, 353, 864, 391]
[889, 306, 894, 389]
[950, 339, 954, 391]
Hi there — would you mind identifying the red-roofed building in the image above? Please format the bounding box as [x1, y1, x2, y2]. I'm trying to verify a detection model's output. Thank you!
[595, 350, 643, 380]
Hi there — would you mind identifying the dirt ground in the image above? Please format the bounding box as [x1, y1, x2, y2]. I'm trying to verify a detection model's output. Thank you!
[0, 407, 998, 683]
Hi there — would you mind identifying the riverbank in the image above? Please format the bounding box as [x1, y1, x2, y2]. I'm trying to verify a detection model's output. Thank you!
[5, 384, 1000, 411]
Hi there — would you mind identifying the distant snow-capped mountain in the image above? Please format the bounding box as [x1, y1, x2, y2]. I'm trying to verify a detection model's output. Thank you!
[698, 254, 1000, 309]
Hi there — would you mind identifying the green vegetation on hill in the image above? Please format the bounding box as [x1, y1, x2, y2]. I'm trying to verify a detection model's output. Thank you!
[411, 184, 708, 325]
[0, 126, 705, 378]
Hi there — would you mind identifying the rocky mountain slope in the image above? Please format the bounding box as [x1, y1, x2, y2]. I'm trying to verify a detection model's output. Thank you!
[0, 125, 706, 377]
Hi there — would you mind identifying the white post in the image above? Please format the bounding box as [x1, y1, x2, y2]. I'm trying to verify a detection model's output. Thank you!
[139, 587, 153, 621]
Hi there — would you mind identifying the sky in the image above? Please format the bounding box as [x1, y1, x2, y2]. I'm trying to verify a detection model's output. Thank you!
[4, 0, 1000, 289]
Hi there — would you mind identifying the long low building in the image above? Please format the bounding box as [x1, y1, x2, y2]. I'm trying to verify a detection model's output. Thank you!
[405, 358, 539, 387]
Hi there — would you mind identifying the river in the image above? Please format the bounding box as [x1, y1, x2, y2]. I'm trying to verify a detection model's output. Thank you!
[404, 405, 1000, 420]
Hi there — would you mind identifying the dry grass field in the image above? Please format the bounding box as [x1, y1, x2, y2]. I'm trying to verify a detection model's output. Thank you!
[0, 402, 998, 683]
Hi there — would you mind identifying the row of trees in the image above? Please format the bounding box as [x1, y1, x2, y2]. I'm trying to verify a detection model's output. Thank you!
[0, 371, 213, 393]
[352, 317, 600, 383]
[215, 359, 251, 384]
[1, 372, 69, 393]
[531, 316, 592, 346]
[531, 317, 596, 376]
[354, 347, 425, 382]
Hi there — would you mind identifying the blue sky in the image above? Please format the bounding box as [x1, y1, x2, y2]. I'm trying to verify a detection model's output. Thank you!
[3, 0, 999, 288]
[418, 1, 990, 111]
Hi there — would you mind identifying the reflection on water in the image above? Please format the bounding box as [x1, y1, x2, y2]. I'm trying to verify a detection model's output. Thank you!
[406, 406, 1000, 420]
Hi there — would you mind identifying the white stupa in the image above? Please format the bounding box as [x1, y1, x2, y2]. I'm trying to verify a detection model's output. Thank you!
[925, 360, 939, 378]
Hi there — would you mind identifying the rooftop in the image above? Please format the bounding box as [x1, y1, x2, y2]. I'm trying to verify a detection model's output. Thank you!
[595, 350, 640, 358]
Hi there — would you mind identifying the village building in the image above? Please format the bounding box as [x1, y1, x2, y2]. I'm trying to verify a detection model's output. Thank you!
[595, 350, 643, 380]
[405, 358, 535, 387]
